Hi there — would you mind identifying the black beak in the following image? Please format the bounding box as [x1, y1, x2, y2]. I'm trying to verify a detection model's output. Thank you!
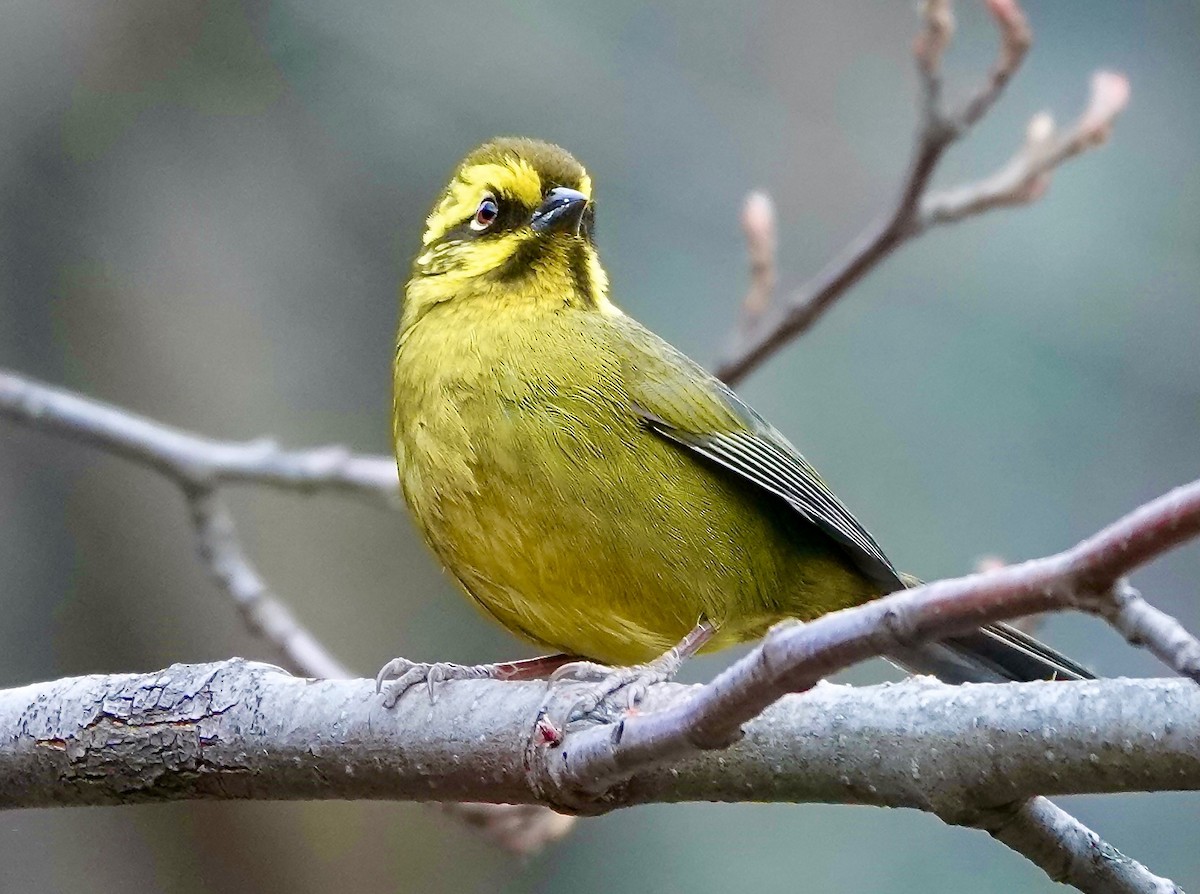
[530, 187, 588, 235]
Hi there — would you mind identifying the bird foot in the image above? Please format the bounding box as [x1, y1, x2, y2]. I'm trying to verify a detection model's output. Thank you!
[375, 652, 579, 708]
[375, 658, 499, 707]
[539, 655, 681, 728]
[532, 623, 716, 734]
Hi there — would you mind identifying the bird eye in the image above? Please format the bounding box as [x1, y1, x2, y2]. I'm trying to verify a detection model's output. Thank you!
[471, 194, 499, 231]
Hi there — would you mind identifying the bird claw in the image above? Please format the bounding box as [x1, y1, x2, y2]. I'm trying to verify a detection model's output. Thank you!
[547, 660, 616, 685]
[538, 660, 673, 730]
[375, 658, 489, 707]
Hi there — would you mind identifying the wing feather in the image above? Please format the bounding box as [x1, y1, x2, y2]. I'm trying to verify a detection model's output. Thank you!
[612, 314, 1092, 683]
[623, 337, 901, 590]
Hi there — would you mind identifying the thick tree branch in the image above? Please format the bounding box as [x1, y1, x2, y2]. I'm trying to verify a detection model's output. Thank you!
[718, 1, 1127, 385]
[2, 662, 1198, 814]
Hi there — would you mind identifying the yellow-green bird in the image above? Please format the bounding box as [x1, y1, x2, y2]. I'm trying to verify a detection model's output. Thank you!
[378, 137, 1090, 710]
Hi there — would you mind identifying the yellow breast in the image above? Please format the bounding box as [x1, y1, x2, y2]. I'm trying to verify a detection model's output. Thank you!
[393, 296, 870, 663]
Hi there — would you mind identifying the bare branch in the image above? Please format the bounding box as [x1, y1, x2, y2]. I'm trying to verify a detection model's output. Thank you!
[717, 2, 1123, 385]
[0, 369, 369, 684]
[974, 554, 1045, 634]
[737, 190, 778, 329]
[0, 369, 398, 503]
[1102, 583, 1200, 683]
[919, 71, 1131, 229]
[913, 0, 955, 81]
[974, 799, 1183, 894]
[186, 488, 351, 680]
[956, 0, 1032, 129]
[3, 661, 1198, 817]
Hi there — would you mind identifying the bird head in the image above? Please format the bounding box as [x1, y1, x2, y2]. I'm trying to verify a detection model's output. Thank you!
[404, 138, 612, 327]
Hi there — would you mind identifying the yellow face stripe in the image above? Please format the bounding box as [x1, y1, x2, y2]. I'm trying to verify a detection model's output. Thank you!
[415, 232, 527, 279]
[422, 157, 594, 247]
[424, 160, 537, 246]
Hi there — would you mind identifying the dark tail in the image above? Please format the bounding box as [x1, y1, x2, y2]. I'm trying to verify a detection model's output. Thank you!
[890, 622, 1094, 683]
[885, 573, 1093, 682]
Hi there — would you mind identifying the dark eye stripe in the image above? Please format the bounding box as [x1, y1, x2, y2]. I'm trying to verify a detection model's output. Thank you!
[435, 193, 534, 244]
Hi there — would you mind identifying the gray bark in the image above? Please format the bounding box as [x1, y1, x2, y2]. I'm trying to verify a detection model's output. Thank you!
[2, 660, 1197, 817]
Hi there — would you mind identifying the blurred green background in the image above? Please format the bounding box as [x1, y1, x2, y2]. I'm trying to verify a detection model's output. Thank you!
[2, 1, 1198, 891]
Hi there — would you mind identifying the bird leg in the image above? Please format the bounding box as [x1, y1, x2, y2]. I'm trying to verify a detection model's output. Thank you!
[538, 621, 715, 729]
[375, 652, 579, 707]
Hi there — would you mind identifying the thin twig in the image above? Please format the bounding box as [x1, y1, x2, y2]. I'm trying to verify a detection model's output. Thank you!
[738, 190, 777, 328]
[919, 72, 1131, 229]
[718, 1, 1124, 385]
[186, 487, 351, 680]
[974, 798, 1183, 894]
[951, 0, 1032, 130]
[1102, 583, 1200, 682]
[975, 555, 1045, 634]
[0, 369, 398, 503]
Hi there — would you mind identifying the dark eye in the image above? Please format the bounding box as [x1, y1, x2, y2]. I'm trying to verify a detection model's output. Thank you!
[471, 194, 499, 231]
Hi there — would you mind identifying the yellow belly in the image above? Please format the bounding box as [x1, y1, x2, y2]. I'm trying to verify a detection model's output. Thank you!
[394, 301, 874, 664]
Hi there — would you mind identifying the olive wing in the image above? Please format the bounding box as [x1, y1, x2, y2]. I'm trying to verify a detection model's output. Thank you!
[612, 317, 902, 592]
[612, 316, 1092, 682]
